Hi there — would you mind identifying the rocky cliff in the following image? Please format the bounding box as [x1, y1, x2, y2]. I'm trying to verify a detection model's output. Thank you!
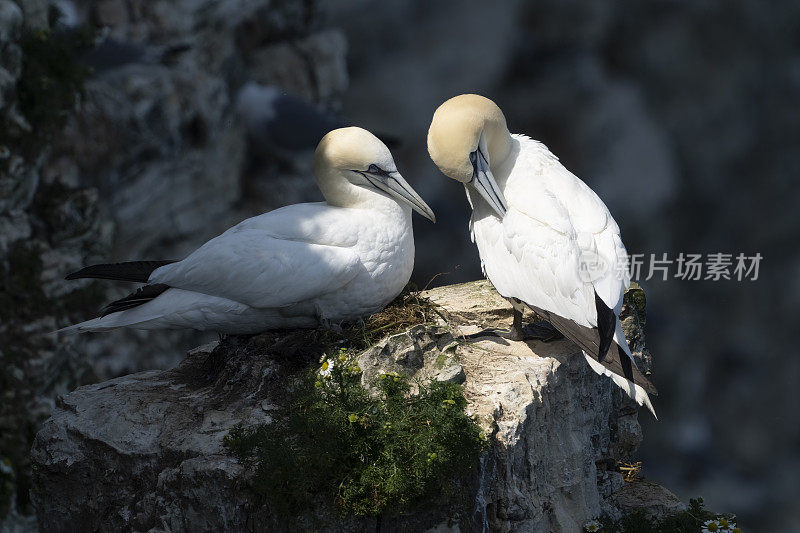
[0, 1, 108, 528]
[30, 281, 682, 532]
[0, 1, 349, 529]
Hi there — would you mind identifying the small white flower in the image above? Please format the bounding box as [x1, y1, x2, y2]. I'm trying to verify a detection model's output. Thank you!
[319, 359, 334, 377]
[702, 519, 721, 533]
[584, 519, 601, 532]
[716, 517, 734, 530]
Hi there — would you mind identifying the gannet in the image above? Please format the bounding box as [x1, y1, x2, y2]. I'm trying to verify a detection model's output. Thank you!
[236, 83, 343, 152]
[427, 94, 657, 417]
[59, 127, 434, 334]
[237, 83, 399, 153]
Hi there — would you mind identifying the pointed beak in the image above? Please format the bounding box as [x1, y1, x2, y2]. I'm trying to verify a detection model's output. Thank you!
[363, 170, 436, 223]
[469, 148, 508, 218]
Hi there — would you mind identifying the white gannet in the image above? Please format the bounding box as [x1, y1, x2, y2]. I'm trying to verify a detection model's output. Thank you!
[427, 94, 657, 417]
[59, 127, 435, 334]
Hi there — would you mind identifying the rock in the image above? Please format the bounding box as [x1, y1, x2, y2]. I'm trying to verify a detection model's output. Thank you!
[14, 0, 47, 31]
[0, 4, 109, 527]
[0, 1, 22, 43]
[31, 281, 675, 532]
[609, 480, 686, 521]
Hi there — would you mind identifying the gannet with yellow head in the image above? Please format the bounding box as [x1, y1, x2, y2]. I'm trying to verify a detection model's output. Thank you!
[428, 94, 657, 417]
[60, 127, 434, 334]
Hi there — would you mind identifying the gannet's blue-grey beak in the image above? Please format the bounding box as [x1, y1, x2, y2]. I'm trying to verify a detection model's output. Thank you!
[469, 148, 508, 218]
[361, 165, 436, 223]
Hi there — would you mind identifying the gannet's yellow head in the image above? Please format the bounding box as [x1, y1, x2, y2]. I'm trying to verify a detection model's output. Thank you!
[314, 127, 435, 222]
[427, 94, 511, 218]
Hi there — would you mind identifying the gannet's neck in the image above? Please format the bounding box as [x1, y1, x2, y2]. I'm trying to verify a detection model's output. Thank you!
[489, 134, 519, 189]
[485, 119, 513, 170]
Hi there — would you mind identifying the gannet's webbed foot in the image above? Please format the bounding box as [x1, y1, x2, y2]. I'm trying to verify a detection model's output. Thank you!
[319, 315, 343, 333]
[463, 309, 563, 342]
[462, 327, 519, 341]
[462, 307, 523, 341]
[519, 320, 563, 342]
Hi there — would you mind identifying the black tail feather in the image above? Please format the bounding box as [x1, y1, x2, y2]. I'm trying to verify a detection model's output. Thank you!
[594, 292, 616, 363]
[526, 303, 657, 396]
[66, 260, 176, 283]
[101, 283, 170, 316]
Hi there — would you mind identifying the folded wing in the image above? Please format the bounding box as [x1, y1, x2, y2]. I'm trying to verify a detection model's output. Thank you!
[150, 230, 361, 309]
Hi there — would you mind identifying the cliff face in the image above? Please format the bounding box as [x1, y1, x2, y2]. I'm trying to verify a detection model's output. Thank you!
[0, 1, 107, 527]
[0, 1, 348, 528]
[30, 281, 682, 532]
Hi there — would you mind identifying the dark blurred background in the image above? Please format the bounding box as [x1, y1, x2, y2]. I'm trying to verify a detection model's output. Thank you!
[1, 0, 798, 530]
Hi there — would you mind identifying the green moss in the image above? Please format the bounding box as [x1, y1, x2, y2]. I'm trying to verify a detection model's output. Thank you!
[590, 498, 739, 533]
[17, 27, 93, 133]
[434, 350, 457, 369]
[0, 26, 95, 161]
[224, 349, 486, 518]
[623, 282, 647, 325]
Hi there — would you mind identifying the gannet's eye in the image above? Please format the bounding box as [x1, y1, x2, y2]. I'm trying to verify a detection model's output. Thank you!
[367, 164, 385, 175]
[349, 164, 389, 181]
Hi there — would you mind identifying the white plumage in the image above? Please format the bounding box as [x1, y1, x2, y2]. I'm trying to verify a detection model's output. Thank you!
[469, 136, 625, 327]
[61, 127, 434, 334]
[428, 94, 656, 417]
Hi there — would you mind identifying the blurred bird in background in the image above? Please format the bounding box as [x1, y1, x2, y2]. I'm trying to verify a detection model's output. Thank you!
[237, 82, 401, 156]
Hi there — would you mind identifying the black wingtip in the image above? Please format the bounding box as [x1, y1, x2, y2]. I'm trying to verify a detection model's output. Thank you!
[594, 292, 616, 362]
[64, 260, 176, 283]
[525, 301, 657, 396]
[101, 283, 170, 316]
[65, 265, 96, 280]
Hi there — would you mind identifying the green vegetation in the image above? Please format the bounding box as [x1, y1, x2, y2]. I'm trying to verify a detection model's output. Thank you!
[17, 27, 93, 136]
[585, 498, 740, 533]
[224, 348, 486, 518]
[1, 25, 95, 161]
[623, 281, 647, 325]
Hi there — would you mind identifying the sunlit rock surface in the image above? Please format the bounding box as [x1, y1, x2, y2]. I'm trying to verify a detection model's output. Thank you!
[31, 281, 678, 532]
